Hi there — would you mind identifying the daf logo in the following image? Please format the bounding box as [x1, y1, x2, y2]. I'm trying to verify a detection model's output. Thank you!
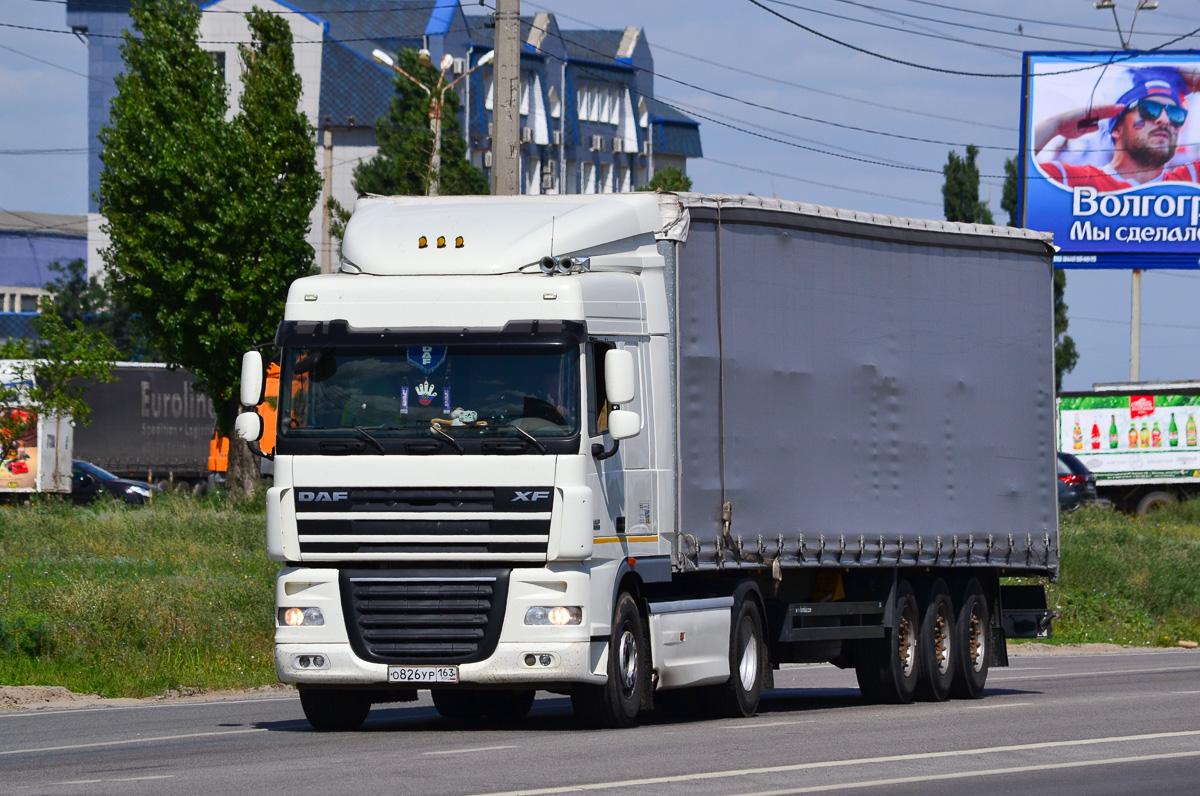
[297, 491, 349, 503]
[512, 490, 551, 502]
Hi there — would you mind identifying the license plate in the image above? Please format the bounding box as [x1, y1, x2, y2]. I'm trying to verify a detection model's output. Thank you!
[387, 665, 459, 684]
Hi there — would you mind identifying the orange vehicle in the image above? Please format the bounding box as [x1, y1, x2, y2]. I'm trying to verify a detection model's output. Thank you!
[209, 362, 279, 473]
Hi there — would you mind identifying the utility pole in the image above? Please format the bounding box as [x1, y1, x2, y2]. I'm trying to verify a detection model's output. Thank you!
[493, 0, 521, 196]
[321, 127, 333, 274]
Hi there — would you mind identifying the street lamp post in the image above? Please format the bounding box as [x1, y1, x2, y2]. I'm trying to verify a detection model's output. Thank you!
[1095, 0, 1159, 381]
[372, 48, 494, 197]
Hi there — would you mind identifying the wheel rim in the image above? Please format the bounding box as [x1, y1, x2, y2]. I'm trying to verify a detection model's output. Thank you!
[933, 607, 952, 676]
[736, 616, 759, 691]
[617, 626, 638, 698]
[897, 608, 916, 678]
[967, 604, 986, 674]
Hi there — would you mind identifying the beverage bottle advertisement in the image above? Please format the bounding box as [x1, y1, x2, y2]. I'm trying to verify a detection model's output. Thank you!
[1056, 393, 1200, 482]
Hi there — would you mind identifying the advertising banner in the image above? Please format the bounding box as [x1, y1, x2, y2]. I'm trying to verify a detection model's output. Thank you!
[1021, 51, 1200, 269]
[1058, 393, 1200, 482]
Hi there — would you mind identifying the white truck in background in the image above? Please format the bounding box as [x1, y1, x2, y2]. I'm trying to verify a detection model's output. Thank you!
[1058, 381, 1200, 515]
[236, 193, 1058, 730]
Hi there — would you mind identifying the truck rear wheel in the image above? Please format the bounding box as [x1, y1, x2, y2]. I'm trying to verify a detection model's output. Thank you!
[298, 687, 371, 731]
[1136, 491, 1177, 517]
[855, 579, 919, 704]
[571, 592, 646, 728]
[702, 587, 766, 718]
[950, 578, 990, 699]
[914, 580, 955, 702]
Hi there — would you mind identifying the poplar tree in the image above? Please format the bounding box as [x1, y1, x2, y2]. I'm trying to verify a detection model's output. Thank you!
[942, 145, 994, 225]
[98, 0, 321, 493]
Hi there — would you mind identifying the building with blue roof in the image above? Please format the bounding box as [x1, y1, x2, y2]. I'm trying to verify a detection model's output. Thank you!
[65, 0, 701, 274]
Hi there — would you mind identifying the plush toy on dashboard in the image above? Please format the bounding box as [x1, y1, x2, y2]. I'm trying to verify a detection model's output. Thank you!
[430, 407, 488, 428]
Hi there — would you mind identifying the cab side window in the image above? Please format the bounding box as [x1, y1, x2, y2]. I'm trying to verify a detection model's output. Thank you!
[589, 341, 614, 436]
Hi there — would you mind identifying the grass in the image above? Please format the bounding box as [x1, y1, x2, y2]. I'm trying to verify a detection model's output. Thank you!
[0, 489, 278, 698]
[2, 491, 1198, 698]
[1037, 500, 1200, 647]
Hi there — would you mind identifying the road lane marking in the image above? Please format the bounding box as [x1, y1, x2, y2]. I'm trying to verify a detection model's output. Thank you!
[424, 745, 519, 756]
[729, 720, 813, 729]
[466, 729, 1200, 796]
[54, 775, 175, 786]
[992, 664, 1200, 682]
[1, 727, 266, 756]
[727, 749, 1200, 795]
[961, 700, 1034, 710]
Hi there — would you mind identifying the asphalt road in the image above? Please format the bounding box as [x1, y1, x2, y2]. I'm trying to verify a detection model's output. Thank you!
[3, 649, 1199, 796]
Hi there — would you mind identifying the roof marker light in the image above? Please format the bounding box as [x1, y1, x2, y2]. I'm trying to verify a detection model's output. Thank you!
[455, 236, 464, 248]
[437, 236, 446, 248]
[419, 236, 428, 249]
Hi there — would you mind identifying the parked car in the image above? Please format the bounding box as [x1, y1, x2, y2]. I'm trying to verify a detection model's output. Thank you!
[71, 460, 159, 506]
[1057, 452, 1100, 512]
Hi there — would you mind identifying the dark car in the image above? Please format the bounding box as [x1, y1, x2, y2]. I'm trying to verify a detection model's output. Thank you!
[71, 460, 158, 506]
[1057, 452, 1099, 512]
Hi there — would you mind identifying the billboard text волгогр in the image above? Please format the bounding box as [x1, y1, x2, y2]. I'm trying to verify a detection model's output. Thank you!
[1021, 52, 1200, 270]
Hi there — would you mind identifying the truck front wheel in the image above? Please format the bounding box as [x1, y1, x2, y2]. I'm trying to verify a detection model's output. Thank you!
[571, 592, 647, 728]
[855, 578, 919, 704]
[298, 687, 371, 731]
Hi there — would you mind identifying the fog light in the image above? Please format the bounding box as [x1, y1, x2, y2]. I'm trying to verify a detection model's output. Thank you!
[298, 655, 311, 668]
[313, 655, 325, 668]
[524, 606, 583, 626]
[290, 653, 330, 671]
[524, 654, 537, 666]
[279, 607, 324, 627]
[539, 654, 552, 666]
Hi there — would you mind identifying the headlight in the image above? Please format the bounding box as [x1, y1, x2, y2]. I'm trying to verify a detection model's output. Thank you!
[126, 485, 151, 498]
[524, 606, 583, 626]
[280, 607, 324, 626]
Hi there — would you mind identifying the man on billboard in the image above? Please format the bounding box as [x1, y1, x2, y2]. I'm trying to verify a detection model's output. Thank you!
[1034, 66, 1200, 192]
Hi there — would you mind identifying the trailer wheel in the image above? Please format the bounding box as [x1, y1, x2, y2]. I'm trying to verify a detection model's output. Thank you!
[571, 592, 647, 728]
[855, 579, 919, 704]
[703, 588, 766, 718]
[298, 688, 371, 731]
[950, 578, 990, 699]
[914, 580, 955, 702]
[1136, 491, 1177, 517]
[433, 689, 536, 720]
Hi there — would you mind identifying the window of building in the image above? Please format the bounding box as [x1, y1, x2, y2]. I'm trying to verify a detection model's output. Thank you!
[548, 86, 560, 119]
[19, 295, 39, 313]
[599, 163, 613, 194]
[520, 76, 529, 116]
[618, 165, 631, 193]
[582, 162, 596, 194]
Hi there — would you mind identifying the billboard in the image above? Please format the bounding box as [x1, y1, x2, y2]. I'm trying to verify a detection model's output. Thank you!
[1058, 391, 1200, 483]
[1020, 51, 1200, 269]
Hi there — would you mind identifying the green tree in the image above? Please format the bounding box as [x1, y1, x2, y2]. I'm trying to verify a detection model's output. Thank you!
[43, 259, 160, 361]
[638, 166, 693, 192]
[0, 300, 117, 463]
[998, 156, 1078, 389]
[354, 48, 487, 197]
[98, 0, 321, 494]
[942, 145, 994, 224]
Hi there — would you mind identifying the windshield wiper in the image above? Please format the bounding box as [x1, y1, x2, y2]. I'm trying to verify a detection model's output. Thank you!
[353, 425, 387, 453]
[507, 424, 547, 454]
[428, 424, 465, 454]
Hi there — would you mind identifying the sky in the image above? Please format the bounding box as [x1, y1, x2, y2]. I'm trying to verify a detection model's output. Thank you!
[4, 0, 1200, 392]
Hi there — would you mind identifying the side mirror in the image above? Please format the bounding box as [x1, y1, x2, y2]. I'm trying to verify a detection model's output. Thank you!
[604, 349, 635, 406]
[608, 409, 640, 441]
[235, 411, 264, 443]
[240, 351, 264, 407]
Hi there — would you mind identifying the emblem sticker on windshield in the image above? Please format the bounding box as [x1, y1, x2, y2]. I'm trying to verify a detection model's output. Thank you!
[415, 379, 438, 406]
[408, 346, 447, 374]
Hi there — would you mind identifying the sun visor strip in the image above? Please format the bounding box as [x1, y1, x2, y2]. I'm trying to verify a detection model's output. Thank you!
[275, 319, 587, 347]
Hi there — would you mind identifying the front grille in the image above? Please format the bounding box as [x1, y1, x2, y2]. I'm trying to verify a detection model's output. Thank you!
[341, 569, 510, 664]
[295, 487, 553, 561]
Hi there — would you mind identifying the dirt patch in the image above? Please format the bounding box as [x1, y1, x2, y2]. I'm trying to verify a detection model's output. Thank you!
[0, 683, 293, 712]
[1008, 641, 1196, 656]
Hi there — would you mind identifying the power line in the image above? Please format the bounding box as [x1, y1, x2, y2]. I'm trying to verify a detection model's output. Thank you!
[746, 0, 1200, 79]
[896, 0, 1183, 36]
[0, 41, 99, 84]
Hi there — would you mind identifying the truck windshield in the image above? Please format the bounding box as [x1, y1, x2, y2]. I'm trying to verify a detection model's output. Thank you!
[277, 343, 580, 450]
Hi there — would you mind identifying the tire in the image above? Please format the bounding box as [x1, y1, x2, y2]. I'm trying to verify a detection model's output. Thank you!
[433, 689, 536, 721]
[571, 592, 647, 728]
[298, 688, 371, 731]
[1136, 491, 1177, 517]
[914, 580, 955, 703]
[855, 579, 919, 704]
[702, 587, 766, 718]
[950, 578, 990, 700]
